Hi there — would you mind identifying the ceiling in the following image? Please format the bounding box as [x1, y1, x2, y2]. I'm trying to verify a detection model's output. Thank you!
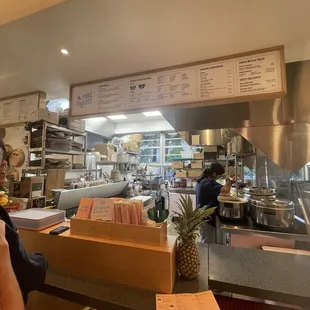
[0, 0, 67, 26]
[1, 0, 310, 101]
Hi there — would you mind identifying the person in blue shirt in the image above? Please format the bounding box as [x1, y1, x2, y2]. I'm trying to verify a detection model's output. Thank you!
[196, 163, 231, 243]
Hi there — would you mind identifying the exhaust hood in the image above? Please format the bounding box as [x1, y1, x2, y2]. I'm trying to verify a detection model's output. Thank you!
[162, 60, 310, 172]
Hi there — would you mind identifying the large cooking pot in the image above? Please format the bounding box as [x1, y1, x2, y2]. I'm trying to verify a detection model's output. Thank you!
[250, 198, 295, 231]
[243, 187, 276, 196]
[217, 196, 249, 221]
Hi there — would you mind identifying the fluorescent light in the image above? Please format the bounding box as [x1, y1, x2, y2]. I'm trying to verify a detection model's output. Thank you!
[60, 49, 69, 55]
[143, 111, 161, 117]
[107, 115, 127, 120]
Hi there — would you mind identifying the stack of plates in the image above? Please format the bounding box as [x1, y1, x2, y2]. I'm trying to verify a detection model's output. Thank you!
[10, 209, 65, 231]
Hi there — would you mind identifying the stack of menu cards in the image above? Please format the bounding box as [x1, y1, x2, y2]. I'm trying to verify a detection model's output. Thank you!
[156, 291, 220, 310]
[10, 209, 65, 231]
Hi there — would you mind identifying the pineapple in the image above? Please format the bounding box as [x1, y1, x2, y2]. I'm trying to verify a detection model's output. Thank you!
[173, 194, 216, 280]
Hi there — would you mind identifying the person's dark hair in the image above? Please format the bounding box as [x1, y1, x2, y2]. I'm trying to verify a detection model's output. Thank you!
[0, 138, 6, 160]
[197, 162, 225, 182]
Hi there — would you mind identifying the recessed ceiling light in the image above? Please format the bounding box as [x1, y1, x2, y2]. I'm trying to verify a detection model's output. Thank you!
[107, 115, 127, 120]
[143, 111, 162, 117]
[60, 49, 69, 55]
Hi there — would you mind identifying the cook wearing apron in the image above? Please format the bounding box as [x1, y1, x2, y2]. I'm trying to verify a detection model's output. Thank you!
[197, 163, 231, 243]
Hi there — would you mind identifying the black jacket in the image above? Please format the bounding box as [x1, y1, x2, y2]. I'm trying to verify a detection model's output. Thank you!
[0, 206, 48, 303]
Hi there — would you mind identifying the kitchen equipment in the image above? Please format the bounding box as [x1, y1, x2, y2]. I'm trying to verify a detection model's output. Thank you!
[250, 198, 295, 231]
[243, 187, 276, 196]
[217, 195, 249, 221]
[111, 168, 121, 182]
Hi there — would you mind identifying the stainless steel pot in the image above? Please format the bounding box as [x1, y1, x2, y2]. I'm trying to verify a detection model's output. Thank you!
[243, 187, 276, 196]
[250, 198, 295, 230]
[217, 196, 249, 221]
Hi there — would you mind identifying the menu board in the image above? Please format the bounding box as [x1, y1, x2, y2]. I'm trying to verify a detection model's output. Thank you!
[70, 46, 285, 117]
[0, 93, 41, 125]
[71, 79, 127, 116]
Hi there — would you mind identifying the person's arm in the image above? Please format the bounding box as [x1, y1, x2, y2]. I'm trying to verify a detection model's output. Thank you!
[0, 220, 24, 310]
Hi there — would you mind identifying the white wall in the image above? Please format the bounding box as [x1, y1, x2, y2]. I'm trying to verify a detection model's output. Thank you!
[115, 120, 174, 134]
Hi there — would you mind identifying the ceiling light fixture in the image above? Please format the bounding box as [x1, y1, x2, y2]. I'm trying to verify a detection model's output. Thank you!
[60, 49, 69, 55]
[143, 111, 162, 117]
[107, 115, 127, 120]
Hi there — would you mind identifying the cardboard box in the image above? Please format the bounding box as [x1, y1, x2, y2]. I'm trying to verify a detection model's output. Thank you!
[59, 117, 86, 133]
[31, 109, 59, 125]
[20, 177, 44, 198]
[193, 152, 204, 159]
[191, 160, 203, 169]
[188, 169, 203, 178]
[128, 142, 140, 153]
[128, 134, 142, 143]
[176, 170, 187, 178]
[94, 144, 115, 156]
[27, 196, 46, 209]
[172, 161, 184, 169]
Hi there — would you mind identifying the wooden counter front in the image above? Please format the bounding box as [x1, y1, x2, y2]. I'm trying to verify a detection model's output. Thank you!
[19, 223, 176, 293]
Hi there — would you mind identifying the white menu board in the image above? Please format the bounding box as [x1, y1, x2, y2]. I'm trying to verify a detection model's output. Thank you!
[70, 46, 285, 117]
[236, 53, 280, 95]
[71, 79, 127, 116]
[198, 61, 235, 99]
[128, 68, 196, 109]
[0, 93, 40, 125]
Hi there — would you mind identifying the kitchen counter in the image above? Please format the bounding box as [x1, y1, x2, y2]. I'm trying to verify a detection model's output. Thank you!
[208, 244, 310, 308]
[39, 244, 209, 310]
[169, 188, 196, 195]
[36, 243, 310, 309]
[219, 218, 310, 242]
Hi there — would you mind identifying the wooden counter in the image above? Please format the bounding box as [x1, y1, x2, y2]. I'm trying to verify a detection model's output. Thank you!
[19, 223, 176, 294]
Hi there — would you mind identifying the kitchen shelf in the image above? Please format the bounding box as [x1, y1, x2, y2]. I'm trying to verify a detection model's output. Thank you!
[96, 161, 139, 165]
[226, 152, 256, 160]
[30, 148, 85, 156]
[32, 122, 87, 137]
[125, 151, 140, 156]
[26, 121, 87, 169]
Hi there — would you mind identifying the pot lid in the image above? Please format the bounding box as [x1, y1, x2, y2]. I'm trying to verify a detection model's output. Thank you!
[243, 187, 276, 195]
[217, 195, 248, 203]
[251, 198, 294, 209]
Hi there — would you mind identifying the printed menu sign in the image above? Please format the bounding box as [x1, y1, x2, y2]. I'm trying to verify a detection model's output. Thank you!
[237, 53, 280, 95]
[199, 61, 235, 99]
[129, 75, 158, 108]
[70, 46, 285, 117]
[128, 69, 196, 108]
[157, 69, 196, 105]
[0, 93, 40, 125]
[71, 80, 127, 116]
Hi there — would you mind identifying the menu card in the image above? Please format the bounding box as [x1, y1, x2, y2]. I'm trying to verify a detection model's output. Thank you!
[156, 291, 220, 310]
[76, 198, 94, 219]
[90, 198, 114, 221]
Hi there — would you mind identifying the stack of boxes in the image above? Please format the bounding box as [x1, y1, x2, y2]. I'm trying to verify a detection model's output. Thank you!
[8, 177, 45, 211]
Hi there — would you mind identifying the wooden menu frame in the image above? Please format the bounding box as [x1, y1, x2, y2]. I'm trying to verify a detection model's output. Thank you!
[69, 46, 286, 118]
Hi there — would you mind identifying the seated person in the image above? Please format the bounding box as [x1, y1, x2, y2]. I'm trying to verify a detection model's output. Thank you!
[0, 219, 24, 310]
[0, 138, 48, 304]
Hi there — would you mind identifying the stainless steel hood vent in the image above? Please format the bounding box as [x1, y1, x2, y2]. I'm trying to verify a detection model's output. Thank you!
[162, 60, 310, 172]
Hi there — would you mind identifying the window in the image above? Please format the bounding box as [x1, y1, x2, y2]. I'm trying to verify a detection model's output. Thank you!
[164, 132, 189, 163]
[140, 133, 161, 163]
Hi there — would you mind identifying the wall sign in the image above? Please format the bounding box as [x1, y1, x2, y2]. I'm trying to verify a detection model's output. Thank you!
[0, 92, 46, 126]
[70, 46, 286, 117]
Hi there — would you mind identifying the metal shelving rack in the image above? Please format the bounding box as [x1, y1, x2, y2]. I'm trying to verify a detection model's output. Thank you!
[26, 121, 87, 169]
